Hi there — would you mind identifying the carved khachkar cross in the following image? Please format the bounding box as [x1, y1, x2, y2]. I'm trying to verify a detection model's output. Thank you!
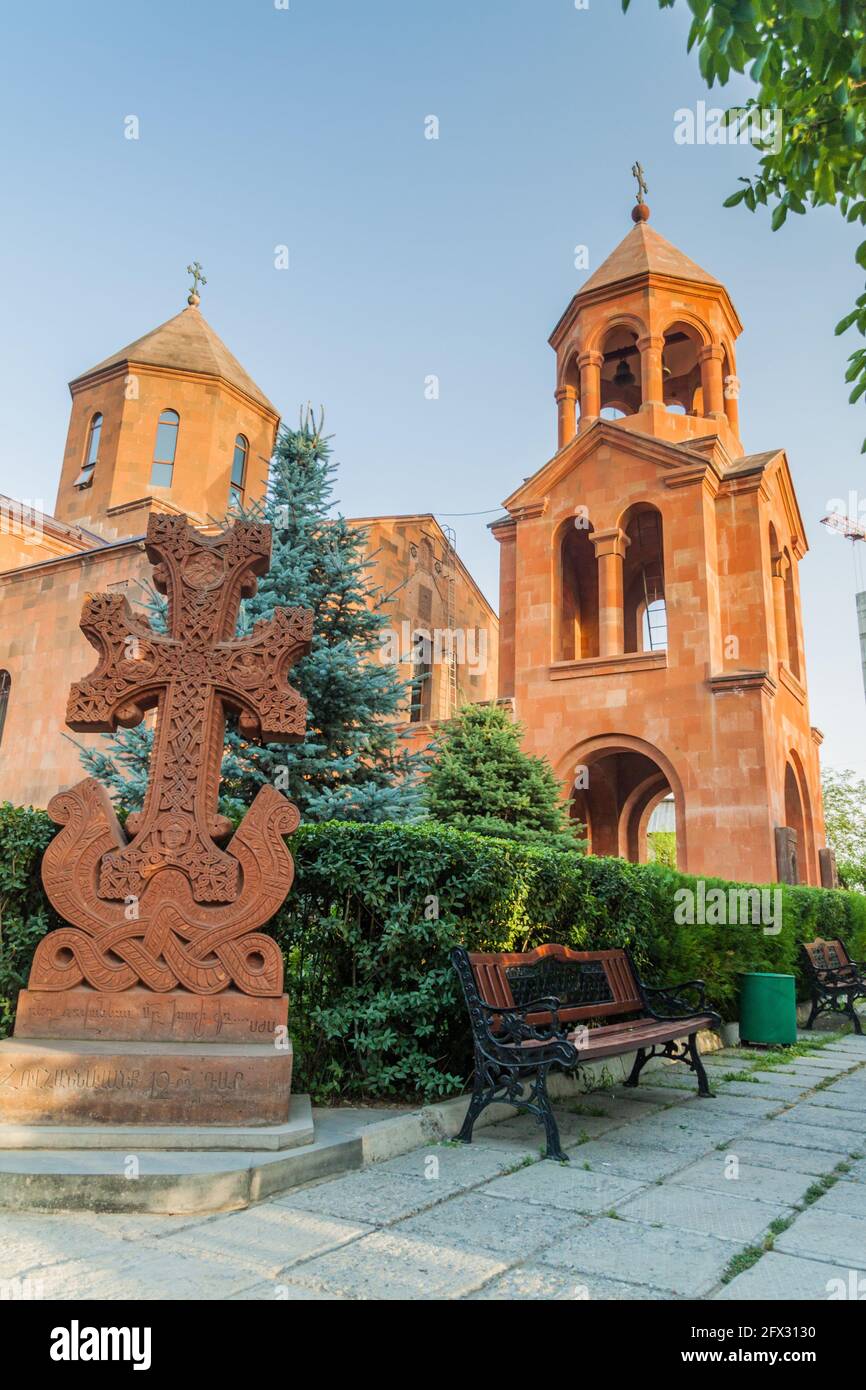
[27, 514, 313, 997]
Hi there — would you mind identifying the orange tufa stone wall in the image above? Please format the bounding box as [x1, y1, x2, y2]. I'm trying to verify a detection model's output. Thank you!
[494, 213, 826, 887]
[350, 515, 498, 754]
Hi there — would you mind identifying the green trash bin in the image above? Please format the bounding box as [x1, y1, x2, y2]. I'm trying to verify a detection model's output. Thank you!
[739, 971, 798, 1046]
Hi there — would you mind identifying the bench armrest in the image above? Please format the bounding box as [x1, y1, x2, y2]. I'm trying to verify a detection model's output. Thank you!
[476, 996, 566, 1044]
[815, 964, 864, 984]
[642, 979, 711, 1021]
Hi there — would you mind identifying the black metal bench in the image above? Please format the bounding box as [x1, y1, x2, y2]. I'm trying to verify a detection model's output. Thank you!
[451, 943, 720, 1161]
[802, 938, 866, 1035]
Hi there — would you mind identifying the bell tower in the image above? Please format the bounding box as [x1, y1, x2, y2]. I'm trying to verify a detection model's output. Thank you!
[551, 184, 742, 458]
[53, 270, 280, 541]
[494, 182, 827, 888]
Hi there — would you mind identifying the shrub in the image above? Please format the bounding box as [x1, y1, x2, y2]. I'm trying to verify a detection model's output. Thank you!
[2, 806, 864, 1101]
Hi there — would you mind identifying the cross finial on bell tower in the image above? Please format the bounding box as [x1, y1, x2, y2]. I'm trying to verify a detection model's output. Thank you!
[186, 261, 207, 307]
[631, 162, 650, 223]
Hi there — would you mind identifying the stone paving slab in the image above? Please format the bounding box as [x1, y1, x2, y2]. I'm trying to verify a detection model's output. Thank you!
[274, 1169, 456, 1225]
[603, 1114, 737, 1154]
[721, 1138, 845, 1177]
[779, 1104, 866, 1134]
[607, 1085, 694, 1106]
[489, 1112, 621, 1145]
[613, 1184, 790, 1244]
[26, 1248, 262, 1301]
[713, 1080, 806, 1103]
[540, 1216, 734, 1296]
[0, 1218, 134, 1280]
[395, 1191, 580, 1261]
[714, 1251, 858, 1301]
[747, 1071, 818, 1091]
[808, 1183, 866, 1218]
[667, 1154, 815, 1207]
[774, 1207, 866, 1265]
[841, 1156, 866, 1183]
[370, 1140, 537, 1188]
[229, 1279, 345, 1300]
[571, 1139, 701, 1182]
[796, 1090, 866, 1112]
[746, 1119, 864, 1156]
[146, 1205, 372, 1277]
[698, 1094, 783, 1120]
[470, 1264, 669, 1300]
[481, 1161, 647, 1214]
[561, 1095, 665, 1122]
[282, 1228, 507, 1300]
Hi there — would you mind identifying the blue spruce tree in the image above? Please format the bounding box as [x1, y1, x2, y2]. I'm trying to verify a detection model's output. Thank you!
[79, 410, 425, 822]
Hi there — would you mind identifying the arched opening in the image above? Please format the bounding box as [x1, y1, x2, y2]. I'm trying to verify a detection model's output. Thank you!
[229, 434, 248, 510]
[150, 409, 179, 488]
[621, 504, 666, 653]
[662, 321, 703, 415]
[783, 548, 801, 680]
[786, 750, 816, 885]
[599, 326, 640, 418]
[75, 413, 103, 487]
[0, 669, 9, 746]
[646, 792, 677, 866]
[559, 353, 580, 434]
[784, 761, 806, 885]
[563, 737, 683, 869]
[558, 520, 599, 660]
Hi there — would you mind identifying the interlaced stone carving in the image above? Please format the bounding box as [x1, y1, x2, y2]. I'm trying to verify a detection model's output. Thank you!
[28, 514, 313, 997]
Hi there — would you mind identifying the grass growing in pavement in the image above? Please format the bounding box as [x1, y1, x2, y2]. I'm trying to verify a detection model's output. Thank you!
[720, 1149, 861, 1286]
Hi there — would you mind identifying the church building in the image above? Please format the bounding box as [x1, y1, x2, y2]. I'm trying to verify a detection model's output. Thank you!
[493, 197, 828, 888]
[0, 281, 497, 807]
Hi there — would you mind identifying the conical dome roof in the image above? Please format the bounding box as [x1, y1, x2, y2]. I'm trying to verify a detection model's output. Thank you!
[579, 221, 722, 296]
[70, 305, 277, 414]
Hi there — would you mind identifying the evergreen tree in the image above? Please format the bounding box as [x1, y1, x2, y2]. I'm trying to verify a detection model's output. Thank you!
[423, 702, 583, 851]
[79, 411, 425, 822]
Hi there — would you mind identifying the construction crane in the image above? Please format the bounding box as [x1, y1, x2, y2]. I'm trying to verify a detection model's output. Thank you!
[820, 511, 866, 543]
[820, 511, 866, 703]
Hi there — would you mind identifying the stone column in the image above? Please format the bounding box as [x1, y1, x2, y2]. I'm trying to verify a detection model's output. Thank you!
[555, 384, 578, 449]
[638, 334, 665, 410]
[723, 371, 741, 436]
[591, 527, 630, 657]
[771, 551, 790, 667]
[578, 350, 603, 431]
[698, 345, 725, 419]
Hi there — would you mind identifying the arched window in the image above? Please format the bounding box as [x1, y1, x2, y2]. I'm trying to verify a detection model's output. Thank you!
[783, 548, 801, 681]
[599, 326, 640, 417]
[150, 410, 179, 487]
[0, 670, 10, 747]
[229, 434, 248, 509]
[557, 521, 599, 660]
[622, 504, 666, 653]
[74, 413, 103, 487]
[661, 322, 702, 414]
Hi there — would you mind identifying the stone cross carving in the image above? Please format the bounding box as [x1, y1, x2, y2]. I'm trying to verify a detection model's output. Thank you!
[27, 514, 313, 998]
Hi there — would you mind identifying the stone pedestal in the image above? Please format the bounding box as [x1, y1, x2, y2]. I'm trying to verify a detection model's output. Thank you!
[2, 988, 292, 1127]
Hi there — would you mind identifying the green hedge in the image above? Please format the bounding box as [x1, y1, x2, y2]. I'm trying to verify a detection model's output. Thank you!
[2, 806, 865, 1102]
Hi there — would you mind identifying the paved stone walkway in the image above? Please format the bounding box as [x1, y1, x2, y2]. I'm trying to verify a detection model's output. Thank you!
[2, 1035, 865, 1300]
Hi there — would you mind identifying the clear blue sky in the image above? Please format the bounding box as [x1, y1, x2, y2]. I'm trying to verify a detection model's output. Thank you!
[1, 0, 864, 775]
